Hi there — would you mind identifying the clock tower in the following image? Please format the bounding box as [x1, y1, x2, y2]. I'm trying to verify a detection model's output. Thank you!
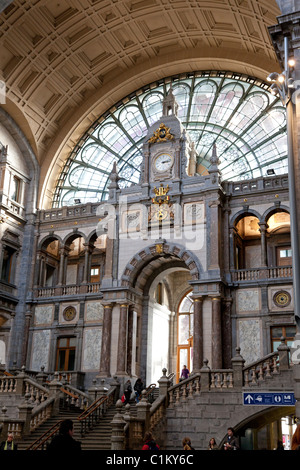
[140, 86, 197, 186]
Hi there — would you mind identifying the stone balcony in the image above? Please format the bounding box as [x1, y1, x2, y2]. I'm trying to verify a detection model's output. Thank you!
[231, 266, 292, 284]
[33, 282, 102, 299]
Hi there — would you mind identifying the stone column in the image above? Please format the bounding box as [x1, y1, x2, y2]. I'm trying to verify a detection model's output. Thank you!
[222, 298, 232, 369]
[192, 297, 203, 372]
[127, 306, 134, 376]
[57, 247, 66, 286]
[208, 199, 221, 272]
[98, 304, 113, 377]
[82, 243, 93, 284]
[211, 296, 222, 369]
[259, 222, 268, 267]
[229, 226, 237, 270]
[33, 251, 42, 287]
[38, 255, 45, 286]
[116, 303, 128, 376]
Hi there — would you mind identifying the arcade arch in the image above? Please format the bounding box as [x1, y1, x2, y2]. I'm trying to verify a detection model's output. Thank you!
[232, 208, 291, 271]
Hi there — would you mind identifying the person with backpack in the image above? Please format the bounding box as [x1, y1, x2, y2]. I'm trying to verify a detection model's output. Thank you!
[142, 432, 160, 450]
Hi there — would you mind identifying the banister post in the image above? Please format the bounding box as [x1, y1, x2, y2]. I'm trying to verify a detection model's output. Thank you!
[111, 399, 126, 450]
[278, 337, 290, 370]
[136, 390, 151, 431]
[15, 366, 26, 395]
[36, 366, 48, 385]
[231, 347, 245, 388]
[18, 397, 34, 436]
[0, 406, 9, 441]
[48, 372, 62, 415]
[158, 368, 171, 397]
[200, 359, 210, 390]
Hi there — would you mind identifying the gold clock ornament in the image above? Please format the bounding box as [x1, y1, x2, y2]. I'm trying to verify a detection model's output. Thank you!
[63, 306, 76, 321]
[148, 123, 174, 143]
[273, 291, 291, 308]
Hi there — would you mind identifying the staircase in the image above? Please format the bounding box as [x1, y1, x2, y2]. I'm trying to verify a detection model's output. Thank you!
[17, 399, 140, 451]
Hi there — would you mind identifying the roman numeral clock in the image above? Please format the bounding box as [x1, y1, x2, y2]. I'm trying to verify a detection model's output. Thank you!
[149, 123, 175, 181]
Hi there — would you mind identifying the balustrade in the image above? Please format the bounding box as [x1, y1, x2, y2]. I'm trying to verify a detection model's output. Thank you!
[232, 266, 292, 282]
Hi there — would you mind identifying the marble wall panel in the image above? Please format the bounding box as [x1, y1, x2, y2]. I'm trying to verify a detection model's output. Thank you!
[238, 319, 261, 364]
[31, 330, 51, 370]
[82, 328, 102, 371]
[34, 305, 53, 325]
[85, 301, 104, 322]
[236, 289, 260, 313]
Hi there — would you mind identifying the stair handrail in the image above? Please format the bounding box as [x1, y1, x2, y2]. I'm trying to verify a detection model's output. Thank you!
[77, 386, 116, 437]
[143, 383, 156, 402]
[60, 384, 89, 410]
[26, 419, 63, 450]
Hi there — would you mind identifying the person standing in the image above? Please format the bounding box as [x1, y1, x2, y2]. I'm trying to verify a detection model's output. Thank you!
[224, 427, 239, 450]
[47, 419, 81, 452]
[134, 378, 144, 403]
[124, 379, 132, 405]
[180, 365, 189, 381]
[0, 433, 17, 451]
[291, 424, 300, 450]
[182, 437, 194, 450]
[142, 432, 160, 450]
[208, 437, 218, 450]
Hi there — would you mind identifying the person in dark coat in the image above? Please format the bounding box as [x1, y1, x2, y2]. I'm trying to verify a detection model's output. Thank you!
[47, 419, 81, 452]
[134, 378, 144, 403]
[124, 379, 132, 404]
[223, 427, 239, 450]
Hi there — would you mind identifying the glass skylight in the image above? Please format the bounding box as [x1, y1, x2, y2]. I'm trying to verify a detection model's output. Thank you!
[52, 71, 287, 208]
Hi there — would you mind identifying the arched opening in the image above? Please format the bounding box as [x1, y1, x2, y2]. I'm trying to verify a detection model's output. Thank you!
[122, 242, 201, 385]
[234, 214, 261, 269]
[230, 407, 296, 450]
[38, 237, 61, 288]
[177, 291, 194, 383]
[266, 210, 291, 268]
[146, 266, 191, 385]
[64, 235, 86, 287]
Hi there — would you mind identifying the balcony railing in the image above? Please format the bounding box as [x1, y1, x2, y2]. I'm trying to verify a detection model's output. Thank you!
[231, 266, 292, 283]
[33, 282, 102, 298]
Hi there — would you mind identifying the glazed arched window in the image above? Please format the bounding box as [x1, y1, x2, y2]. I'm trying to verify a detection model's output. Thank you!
[52, 72, 287, 208]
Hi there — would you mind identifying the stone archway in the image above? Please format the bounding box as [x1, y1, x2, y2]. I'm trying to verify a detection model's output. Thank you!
[121, 241, 201, 290]
[120, 241, 203, 384]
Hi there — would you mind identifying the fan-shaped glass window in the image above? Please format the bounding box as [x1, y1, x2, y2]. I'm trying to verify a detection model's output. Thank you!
[52, 71, 287, 208]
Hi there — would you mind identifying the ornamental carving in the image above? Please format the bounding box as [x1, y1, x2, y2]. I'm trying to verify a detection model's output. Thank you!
[148, 123, 174, 143]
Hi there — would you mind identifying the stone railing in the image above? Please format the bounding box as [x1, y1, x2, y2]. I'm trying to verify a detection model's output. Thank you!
[110, 341, 292, 450]
[231, 266, 292, 283]
[33, 282, 102, 298]
[223, 174, 288, 195]
[60, 383, 89, 411]
[0, 369, 93, 442]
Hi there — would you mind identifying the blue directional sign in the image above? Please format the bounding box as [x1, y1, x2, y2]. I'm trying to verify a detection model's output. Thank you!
[243, 392, 296, 406]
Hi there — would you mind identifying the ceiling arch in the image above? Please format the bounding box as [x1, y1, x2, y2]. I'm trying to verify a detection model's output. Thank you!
[0, 0, 282, 208]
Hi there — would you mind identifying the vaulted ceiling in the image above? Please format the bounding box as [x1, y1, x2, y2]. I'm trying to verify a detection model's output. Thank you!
[0, 0, 282, 207]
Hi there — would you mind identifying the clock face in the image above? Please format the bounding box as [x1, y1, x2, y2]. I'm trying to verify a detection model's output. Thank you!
[154, 153, 173, 172]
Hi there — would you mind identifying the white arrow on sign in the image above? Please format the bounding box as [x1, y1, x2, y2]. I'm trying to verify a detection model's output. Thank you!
[245, 394, 254, 404]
